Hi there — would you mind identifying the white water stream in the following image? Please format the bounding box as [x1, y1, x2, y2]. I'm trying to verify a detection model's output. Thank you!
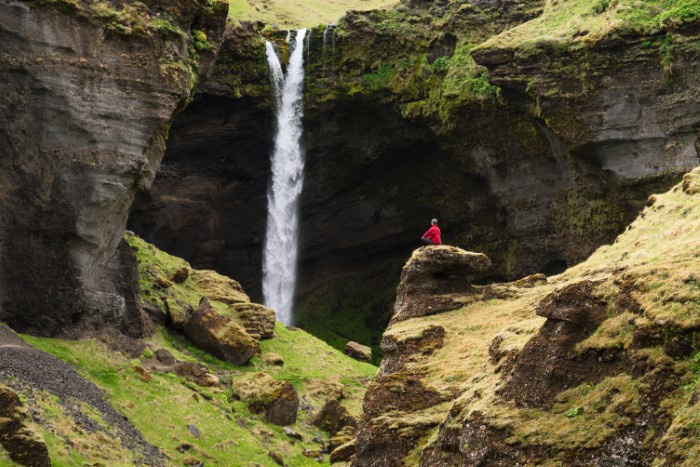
[262, 29, 307, 325]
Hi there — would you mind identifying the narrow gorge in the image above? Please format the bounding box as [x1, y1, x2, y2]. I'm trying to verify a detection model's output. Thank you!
[2, 0, 700, 465]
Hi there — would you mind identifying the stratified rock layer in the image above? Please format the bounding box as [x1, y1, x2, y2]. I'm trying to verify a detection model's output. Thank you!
[184, 298, 259, 365]
[0, 0, 227, 336]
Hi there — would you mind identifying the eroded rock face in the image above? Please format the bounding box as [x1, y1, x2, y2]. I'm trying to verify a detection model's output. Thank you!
[0, 0, 227, 336]
[0, 385, 50, 467]
[184, 298, 259, 365]
[129, 23, 274, 302]
[231, 302, 276, 340]
[392, 246, 491, 323]
[232, 372, 299, 426]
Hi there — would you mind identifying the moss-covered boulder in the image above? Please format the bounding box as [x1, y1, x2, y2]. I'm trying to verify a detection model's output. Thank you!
[312, 399, 357, 435]
[232, 372, 299, 426]
[184, 298, 259, 365]
[0, 385, 50, 467]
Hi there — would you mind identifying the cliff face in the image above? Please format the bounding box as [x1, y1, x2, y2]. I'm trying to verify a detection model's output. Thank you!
[130, 1, 700, 357]
[128, 23, 275, 302]
[0, 0, 227, 335]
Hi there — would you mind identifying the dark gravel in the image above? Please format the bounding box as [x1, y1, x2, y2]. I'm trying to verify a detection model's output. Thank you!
[0, 325, 164, 465]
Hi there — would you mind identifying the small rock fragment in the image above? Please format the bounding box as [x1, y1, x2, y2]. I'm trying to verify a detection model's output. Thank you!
[268, 451, 285, 466]
[344, 341, 371, 362]
[188, 424, 200, 438]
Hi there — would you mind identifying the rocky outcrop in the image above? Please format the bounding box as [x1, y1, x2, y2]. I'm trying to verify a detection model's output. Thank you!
[232, 372, 300, 426]
[129, 2, 700, 366]
[0, 0, 227, 336]
[392, 246, 492, 323]
[344, 341, 372, 362]
[0, 385, 50, 467]
[129, 23, 275, 302]
[184, 298, 259, 365]
[231, 302, 276, 340]
[312, 399, 357, 435]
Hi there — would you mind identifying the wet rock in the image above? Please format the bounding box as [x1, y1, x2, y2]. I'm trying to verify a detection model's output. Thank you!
[0, 386, 50, 467]
[344, 341, 371, 362]
[230, 302, 276, 340]
[232, 372, 299, 426]
[312, 400, 357, 435]
[184, 298, 259, 365]
[392, 246, 492, 324]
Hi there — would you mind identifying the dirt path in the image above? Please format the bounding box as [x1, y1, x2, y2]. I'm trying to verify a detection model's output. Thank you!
[0, 325, 164, 465]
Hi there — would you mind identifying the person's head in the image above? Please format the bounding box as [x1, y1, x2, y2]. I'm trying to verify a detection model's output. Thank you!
[431, 218, 438, 226]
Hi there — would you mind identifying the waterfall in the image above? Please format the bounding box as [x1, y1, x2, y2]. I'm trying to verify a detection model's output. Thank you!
[262, 29, 307, 326]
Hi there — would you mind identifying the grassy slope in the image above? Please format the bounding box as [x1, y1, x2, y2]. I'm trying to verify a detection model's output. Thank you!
[6, 236, 376, 466]
[228, 0, 398, 28]
[379, 167, 700, 463]
[479, 0, 700, 51]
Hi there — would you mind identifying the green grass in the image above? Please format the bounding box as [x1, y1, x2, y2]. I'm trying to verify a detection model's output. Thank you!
[22, 324, 375, 465]
[478, 0, 700, 53]
[228, 0, 399, 28]
[12, 233, 377, 465]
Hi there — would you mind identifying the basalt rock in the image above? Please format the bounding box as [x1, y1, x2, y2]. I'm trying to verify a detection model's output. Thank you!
[129, 23, 275, 302]
[0, 0, 227, 336]
[183, 298, 259, 365]
[230, 302, 276, 340]
[312, 399, 357, 435]
[392, 246, 491, 324]
[231, 372, 299, 426]
[0, 385, 50, 467]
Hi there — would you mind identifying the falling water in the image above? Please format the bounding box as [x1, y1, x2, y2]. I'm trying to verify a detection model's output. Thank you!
[262, 29, 307, 325]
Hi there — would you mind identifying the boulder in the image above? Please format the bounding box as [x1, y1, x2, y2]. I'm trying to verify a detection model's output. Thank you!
[344, 341, 371, 362]
[171, 267, 190, 283]
[230, 303, 276, 340]
[173, 362, 220, 388]
[392, 246, 492, 323]
[155, 348, 176, 366]
[312, 400, 357, 435]
[184, 298, 259, 365]
[0, 386, 50, 467]
[232, 372, 299, 426]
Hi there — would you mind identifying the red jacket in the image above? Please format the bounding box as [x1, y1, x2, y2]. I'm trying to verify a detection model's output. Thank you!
[422, 225, 441, 245]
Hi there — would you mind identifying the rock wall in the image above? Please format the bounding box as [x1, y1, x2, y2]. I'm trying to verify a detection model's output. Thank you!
[130, 1, 700, 353]
[129, 23, 275, 301]
[0, 0, 227, 335]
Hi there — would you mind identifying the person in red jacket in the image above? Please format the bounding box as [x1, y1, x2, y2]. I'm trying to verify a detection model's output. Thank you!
[421, 218, 442, 245]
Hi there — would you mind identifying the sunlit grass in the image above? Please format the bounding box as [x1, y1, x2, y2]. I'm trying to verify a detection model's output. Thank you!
[228, 0, 399, 28]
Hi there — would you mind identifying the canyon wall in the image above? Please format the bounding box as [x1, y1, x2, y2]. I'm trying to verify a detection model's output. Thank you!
[131, 0, 700, 353]
[0, 0, 227, 335]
